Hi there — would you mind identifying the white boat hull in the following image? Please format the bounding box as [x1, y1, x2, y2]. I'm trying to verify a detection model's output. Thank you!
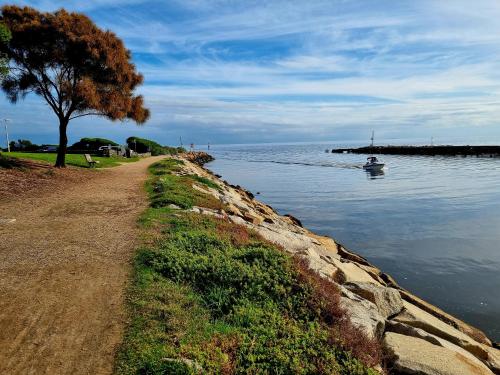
[363, 163, 385, 171]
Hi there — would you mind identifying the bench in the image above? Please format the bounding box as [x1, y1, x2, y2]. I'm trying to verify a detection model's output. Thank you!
[84, 154, 100, 168]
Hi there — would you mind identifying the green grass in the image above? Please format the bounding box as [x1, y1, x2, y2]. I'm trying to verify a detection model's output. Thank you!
[115, 157, 381, 375]
[147, 159, 224, 210]
[5, 152, 139, 168]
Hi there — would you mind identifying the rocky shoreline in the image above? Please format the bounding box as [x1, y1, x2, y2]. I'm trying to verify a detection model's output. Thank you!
[176, 154, 499, 375]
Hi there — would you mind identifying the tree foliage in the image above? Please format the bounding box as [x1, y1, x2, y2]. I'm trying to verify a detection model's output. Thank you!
[9, 138, 39, 151]
[0, 22, 10, 78]
[127, 136, 185, 156]
[69, 137, 118, 150]
[0, 6, 150, 166]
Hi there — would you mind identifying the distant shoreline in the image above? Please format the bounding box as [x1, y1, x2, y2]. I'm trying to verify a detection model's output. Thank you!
[331, 145, 500, 157]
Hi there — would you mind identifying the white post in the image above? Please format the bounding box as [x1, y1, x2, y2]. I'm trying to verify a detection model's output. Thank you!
[4, 120, 10, 152]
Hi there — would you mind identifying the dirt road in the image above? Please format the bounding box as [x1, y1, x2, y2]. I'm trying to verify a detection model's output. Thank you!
[0, 156, 163, 375]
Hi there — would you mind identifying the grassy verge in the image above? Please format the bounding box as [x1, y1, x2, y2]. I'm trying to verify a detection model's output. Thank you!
[115, 158, 381, 375]
[4, 152, 139, 168]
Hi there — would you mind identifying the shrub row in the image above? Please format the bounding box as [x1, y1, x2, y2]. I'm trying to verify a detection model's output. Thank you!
[126, 136, 185, 156]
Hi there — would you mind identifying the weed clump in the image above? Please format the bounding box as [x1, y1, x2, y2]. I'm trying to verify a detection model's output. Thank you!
[0, 154, 23, 169]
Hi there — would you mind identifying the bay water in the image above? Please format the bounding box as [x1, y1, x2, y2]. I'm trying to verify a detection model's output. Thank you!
[206, 142, 500, 341]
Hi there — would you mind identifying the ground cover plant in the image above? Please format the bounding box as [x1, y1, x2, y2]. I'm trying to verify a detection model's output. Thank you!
[115, 158, 381, 375]
[6, 152, 138, 168]
[0, 153, 23, 169]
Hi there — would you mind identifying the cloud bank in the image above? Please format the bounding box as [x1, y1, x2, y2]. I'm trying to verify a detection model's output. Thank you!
[2, 0, 500, 145]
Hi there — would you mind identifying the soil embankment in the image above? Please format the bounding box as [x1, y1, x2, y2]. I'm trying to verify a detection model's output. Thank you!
[0, 156, 164, 375]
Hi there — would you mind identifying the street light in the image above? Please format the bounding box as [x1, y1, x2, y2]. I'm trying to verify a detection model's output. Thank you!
[3, 119, 11, 152]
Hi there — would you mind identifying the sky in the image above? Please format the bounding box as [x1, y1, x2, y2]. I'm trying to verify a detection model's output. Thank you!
[2, 0, 500, 146]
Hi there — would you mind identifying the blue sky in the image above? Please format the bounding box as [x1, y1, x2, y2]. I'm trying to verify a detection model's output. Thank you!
[3, 0, 500, 146]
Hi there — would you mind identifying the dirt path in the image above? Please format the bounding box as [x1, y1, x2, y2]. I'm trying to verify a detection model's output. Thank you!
[0, 156, 164, 375]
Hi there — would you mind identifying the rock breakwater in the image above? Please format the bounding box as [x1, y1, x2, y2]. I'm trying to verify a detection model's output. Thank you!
[182, 151, 215, 165]
[176, 155, 500, 375]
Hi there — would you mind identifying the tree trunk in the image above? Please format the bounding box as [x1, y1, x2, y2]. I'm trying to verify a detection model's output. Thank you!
[55, 117, 69, 168]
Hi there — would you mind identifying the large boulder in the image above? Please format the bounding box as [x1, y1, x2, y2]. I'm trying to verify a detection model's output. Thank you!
[386, 321, 496, 372]
[384, 332, 493, 375]
[302, 247, 338, 280]
[248, 222, 324, 255]
[331, 258, 379, 284]
[482, 346, 500, 374]
[399, 289, 492, 346]
[344, 281, 404, 318]
[242, 211, 264, 225]
[340, 287, 385, 339]
[393, 301, 488, 360]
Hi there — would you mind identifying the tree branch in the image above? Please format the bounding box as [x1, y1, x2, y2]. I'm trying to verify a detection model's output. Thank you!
[69, 112, 103, 120]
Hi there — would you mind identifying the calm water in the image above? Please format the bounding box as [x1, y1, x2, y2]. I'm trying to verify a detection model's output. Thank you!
[206, 143, 500, 341]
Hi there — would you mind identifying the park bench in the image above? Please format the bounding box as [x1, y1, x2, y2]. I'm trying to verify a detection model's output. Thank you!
[84, 154, 100, 168]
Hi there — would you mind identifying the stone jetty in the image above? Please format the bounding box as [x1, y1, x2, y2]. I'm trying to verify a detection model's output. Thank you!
[332, 145, 500, 157]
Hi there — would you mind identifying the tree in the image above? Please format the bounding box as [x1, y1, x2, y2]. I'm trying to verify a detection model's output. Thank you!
[10, 138, 39, 151]
[69, 137, 118, 151]
[0, 6, 150, 167]
[0, 23, 10, 78]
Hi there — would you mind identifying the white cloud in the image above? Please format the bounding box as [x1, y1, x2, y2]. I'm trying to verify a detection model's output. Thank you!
[4, 0, 500, 144]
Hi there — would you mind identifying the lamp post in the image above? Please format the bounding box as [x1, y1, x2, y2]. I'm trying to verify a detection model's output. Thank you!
[3, 119, 11, 152]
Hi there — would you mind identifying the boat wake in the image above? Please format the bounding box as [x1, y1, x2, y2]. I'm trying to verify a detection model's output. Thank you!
[247, 159, 363, 169]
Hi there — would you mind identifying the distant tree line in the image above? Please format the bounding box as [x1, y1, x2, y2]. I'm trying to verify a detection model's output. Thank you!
[5, 136, 185, 155]
[9, 139, 40, 152]
[69, 138, 118, 151]
[126, 137, 185, 156]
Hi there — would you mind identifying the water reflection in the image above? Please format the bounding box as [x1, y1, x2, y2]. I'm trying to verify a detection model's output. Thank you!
[365, 168, 385, 179]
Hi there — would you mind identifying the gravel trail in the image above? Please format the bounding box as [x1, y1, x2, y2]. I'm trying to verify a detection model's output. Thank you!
[0, 156, 163, 375]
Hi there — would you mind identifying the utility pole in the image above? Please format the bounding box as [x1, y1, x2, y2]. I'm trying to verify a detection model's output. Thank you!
[3, 119, 11, 152]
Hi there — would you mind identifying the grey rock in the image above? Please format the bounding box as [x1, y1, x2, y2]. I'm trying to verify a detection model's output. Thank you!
[340, 287, 385, 339]
[344, 281, 404, 318]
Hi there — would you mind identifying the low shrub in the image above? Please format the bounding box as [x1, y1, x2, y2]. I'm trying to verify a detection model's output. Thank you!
[0, 154, 22, 169]
[187, 174, 220, 191]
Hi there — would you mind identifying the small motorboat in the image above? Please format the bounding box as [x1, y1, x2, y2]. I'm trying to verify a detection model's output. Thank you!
[363, 156, 385, 171]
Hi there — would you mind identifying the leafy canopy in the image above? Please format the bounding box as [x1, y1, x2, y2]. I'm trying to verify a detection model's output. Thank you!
[127, 136, 185, 156]
[70, 137, 118, 150]
[0, 5, 149, 124]
[0, 22, 10, 78]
